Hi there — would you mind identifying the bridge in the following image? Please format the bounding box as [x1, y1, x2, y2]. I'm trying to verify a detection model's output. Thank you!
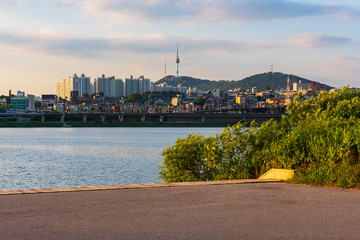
[0, 112, 284, 124]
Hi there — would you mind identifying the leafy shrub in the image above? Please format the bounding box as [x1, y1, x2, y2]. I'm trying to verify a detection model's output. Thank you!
[159, 87, 360, 188]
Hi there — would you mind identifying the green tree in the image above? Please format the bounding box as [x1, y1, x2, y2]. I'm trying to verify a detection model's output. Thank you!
[127, 93, 144, 103]
[35, 100, 41, 109]
[195, 96, 205, 106]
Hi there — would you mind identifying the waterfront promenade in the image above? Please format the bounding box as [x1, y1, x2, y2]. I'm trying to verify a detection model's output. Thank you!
[1, 180, 359, 240]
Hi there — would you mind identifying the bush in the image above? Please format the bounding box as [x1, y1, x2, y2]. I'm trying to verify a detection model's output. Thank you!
[159, 87, 360, 188]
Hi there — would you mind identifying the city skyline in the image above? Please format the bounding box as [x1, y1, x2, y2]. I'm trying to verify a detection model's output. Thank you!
[0, 0, 359, 96]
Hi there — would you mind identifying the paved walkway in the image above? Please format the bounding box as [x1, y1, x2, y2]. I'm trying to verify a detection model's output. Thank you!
[1, 181, 359, 240]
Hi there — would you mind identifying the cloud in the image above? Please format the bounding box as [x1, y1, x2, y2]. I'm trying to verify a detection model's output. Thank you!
[330, 55, 360, 72]
[0, 0, 12, 8]
[331, 55, 360, 63]
[57, 0, 359, 25]
[0, 30, 351, 58]
[0, 31, 255, 57]
[288, 33, 350, 48]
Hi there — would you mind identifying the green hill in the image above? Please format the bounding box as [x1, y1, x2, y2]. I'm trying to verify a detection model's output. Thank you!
[154, 72, 333, 91]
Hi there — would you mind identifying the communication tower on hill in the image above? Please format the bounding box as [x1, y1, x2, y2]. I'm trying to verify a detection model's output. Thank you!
[287, 74, 290, 91]
[175, 44, 180, 78]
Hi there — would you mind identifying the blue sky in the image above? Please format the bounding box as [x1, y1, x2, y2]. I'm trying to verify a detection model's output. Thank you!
[0, 0, 359, 95]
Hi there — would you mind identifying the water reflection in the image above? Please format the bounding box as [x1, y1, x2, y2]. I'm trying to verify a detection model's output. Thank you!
[0, 127, 222, 190]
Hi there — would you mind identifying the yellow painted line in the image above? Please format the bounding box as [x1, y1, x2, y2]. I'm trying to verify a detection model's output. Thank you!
[0, 179, 283, 195]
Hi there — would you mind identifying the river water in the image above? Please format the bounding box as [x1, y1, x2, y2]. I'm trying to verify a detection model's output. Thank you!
[0, 127, 223, 190]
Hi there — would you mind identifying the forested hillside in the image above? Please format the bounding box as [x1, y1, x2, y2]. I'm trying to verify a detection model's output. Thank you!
[154, 72, 333, 91]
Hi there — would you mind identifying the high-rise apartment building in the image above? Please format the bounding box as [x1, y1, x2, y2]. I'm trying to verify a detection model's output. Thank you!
[93, 74, 108, 96]
[56, 74, 91, 100]
[124, 75, 151, 97]
[93, 74, 124, 98]
[125, 76, 140, 97]
[140, 75, 151, 94]
[115, 79, 124, 98]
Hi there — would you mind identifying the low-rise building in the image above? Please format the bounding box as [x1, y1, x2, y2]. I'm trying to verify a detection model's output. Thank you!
[11, 91, 27, 111]
[27, 94, 35, 111]
[171, 97, 182, 106]
[11, 97, 27, 111]
[42, 94, 57, 108]
[0, 98, 7, 106]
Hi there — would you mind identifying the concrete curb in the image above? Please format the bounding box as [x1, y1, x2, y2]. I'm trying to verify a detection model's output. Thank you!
[259, 168, 294, 181]
[0, 179, 283, 195]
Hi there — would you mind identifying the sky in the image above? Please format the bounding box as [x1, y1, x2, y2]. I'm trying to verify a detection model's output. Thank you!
[0, 0, 359, 96]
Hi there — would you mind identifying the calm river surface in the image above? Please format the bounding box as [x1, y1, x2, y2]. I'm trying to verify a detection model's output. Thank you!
[0, 127, 222, 190]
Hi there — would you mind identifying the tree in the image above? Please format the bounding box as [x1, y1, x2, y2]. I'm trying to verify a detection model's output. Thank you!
[83, 93, 89, 98]
[195, 96, 205, 106]
[127, 93, 143, 103]
[35, 100, 41, 109]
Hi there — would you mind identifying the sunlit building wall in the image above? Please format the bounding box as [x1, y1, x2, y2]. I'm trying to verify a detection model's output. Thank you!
[56, 74, 91, 100]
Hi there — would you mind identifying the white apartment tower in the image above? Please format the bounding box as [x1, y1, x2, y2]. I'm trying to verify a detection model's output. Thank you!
[115, 79, 124, 98]
[93, 74, 124, 97]
[56, 74, 91, 100]
[124, 75, 151, 97]
[125, 76, 140, 97]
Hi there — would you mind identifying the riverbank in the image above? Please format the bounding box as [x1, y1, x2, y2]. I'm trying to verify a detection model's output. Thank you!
[0, 120, 236, 128]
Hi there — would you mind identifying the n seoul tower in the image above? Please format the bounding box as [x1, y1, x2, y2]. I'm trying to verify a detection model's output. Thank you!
[175, 44, 180, 78]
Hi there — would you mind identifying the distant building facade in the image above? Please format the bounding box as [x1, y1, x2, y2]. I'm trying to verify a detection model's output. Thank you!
[124, 75, 150, 97]
[56, 74, 91, 100]
[27, 94, 35, 111]
[41, 94, 57, 108]
[10, 91, 34, 111]
[93, 74, 124, 98]
[11, 97, 27, 111]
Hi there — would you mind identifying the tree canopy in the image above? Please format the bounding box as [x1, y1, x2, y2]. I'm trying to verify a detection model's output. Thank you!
[195, 96, 205, 106]
[127, 93, 144, 103]
[154, 72, 333, 92]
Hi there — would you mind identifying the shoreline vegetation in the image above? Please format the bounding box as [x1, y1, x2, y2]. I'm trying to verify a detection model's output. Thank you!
[159, 87, 360, 189]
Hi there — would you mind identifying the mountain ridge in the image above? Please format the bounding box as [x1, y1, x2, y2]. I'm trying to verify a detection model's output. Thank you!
[154, 72, 333, 91]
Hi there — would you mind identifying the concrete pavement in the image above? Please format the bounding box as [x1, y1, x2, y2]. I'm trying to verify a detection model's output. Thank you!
[1, 181, 359, 240]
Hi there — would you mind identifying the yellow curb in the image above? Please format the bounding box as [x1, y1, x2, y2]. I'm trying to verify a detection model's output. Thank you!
[0, 179, 282, 195]
[258, 168, 294, 181]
